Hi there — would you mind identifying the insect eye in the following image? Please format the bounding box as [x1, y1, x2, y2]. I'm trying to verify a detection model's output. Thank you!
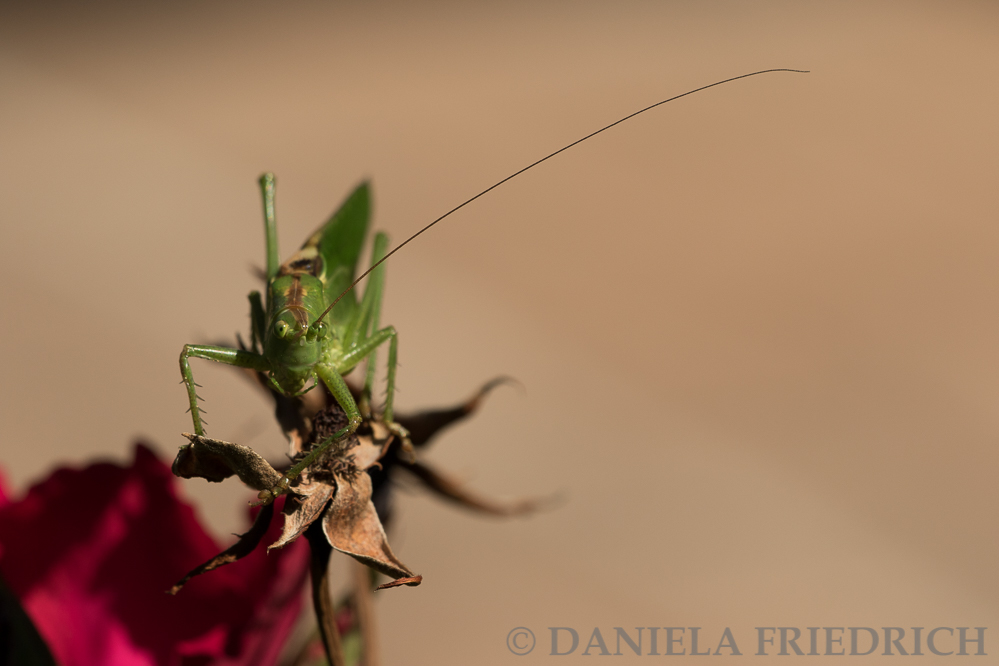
[316, 321, 328, 338]
[274, 321, 290, 339]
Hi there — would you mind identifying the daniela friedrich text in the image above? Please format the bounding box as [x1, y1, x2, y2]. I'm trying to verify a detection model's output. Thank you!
[506, 626, 987, 656]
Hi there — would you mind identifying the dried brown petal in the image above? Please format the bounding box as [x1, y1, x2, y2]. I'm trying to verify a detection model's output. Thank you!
[402, 459, 551, 517]
[173, 434, 282, 491]
[269, 483, 334, 551]
[322, 473, 418, 584]
[169, 503, 275, 595]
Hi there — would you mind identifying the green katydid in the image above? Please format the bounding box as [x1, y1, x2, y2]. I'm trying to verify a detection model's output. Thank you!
[178, 68, 807, 505]
[180, 175, 398, 504]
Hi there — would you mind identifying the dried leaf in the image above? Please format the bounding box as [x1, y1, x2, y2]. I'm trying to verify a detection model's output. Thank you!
[173, 434, 282, 491]
[322, 473, 418, 584]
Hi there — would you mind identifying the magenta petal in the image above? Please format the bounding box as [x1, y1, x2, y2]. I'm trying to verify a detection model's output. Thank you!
[0, 444, 309, 666]
[0, 468, 10, 507]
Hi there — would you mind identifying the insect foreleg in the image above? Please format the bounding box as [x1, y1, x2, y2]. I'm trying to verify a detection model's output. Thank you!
[179, 344, 271, 436]
[256, 363, 364, 504]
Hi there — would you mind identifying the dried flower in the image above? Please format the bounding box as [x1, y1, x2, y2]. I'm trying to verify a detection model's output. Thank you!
[173, 414, 421, 591]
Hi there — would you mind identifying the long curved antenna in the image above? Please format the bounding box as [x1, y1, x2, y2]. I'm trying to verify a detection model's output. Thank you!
[314, 67, 808, 325]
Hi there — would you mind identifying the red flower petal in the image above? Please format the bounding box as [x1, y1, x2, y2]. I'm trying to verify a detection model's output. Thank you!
[0, 444, 309, 666]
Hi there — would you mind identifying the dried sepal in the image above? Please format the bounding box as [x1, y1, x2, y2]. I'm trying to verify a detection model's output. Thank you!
[375, 575, 423, 590]
[174, 433, 282, 491]
[169, 502, 275, 594]
[350, 425, 393, 470]
[269, 483, 334, 551]
[322, 473, 418, 584]
[402, 459, 551, 517]
[396, 376, 518, 449]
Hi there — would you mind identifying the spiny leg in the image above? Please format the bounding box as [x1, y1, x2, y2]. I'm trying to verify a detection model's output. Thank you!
[255, 363, 363, 505]
[179, 344, 271, 436]
[381, 331, 414, 460]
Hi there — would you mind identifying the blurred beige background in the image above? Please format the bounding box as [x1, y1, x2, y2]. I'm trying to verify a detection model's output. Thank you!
[3, 0, 999, 663]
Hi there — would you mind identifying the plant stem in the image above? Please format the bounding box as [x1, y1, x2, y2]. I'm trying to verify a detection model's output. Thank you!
[352, 560, 379, 666]
[305, 524, 345, 666]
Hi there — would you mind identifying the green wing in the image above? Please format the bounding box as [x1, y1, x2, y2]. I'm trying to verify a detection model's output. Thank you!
[301, 181, 371, 327]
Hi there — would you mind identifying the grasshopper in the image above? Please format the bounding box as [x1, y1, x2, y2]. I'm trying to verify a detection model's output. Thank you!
[178, 68, 807, 505]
